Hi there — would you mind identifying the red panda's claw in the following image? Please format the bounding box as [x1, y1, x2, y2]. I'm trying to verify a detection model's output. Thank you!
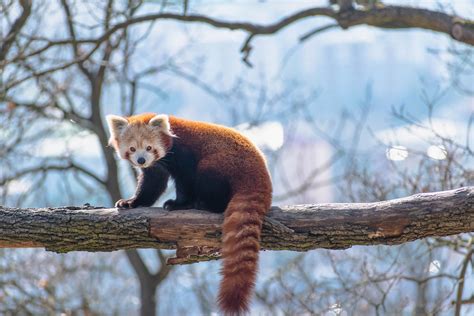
[115, 198, 136, 209]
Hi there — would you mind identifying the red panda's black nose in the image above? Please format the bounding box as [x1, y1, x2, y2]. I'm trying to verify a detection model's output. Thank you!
[137, 157, 146, 165]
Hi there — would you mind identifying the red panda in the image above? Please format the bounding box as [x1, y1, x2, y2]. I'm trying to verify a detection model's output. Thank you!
[106, 113, 272, 315]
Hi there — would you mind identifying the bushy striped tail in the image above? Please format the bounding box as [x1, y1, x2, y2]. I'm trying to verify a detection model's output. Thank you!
[217, 191, 269, 315]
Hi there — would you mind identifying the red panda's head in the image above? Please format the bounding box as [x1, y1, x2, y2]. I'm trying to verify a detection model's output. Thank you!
[106, 113, 174, 168]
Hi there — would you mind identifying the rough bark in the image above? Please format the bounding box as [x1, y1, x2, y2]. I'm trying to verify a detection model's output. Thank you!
[0, 187, 472, 265]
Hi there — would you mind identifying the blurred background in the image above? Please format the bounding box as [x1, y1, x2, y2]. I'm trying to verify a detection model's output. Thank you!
[1, 0, 473, 315]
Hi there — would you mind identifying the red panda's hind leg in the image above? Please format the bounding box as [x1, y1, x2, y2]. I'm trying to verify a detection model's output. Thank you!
[194, 170, 231, 213]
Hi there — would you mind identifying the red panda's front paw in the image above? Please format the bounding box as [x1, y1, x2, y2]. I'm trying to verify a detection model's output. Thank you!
[163, 199, 178, 211]
[163, 199, 193, 211]
[115, 198, 137, 209]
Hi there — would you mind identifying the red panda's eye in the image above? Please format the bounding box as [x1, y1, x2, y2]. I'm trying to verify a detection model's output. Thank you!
[146, 146, 152, 151]
[130, 147, 136, 152]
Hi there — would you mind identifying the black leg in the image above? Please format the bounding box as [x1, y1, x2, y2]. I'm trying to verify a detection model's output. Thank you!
[162, 142, 198, 211]
[163, 177, 195, 211]
[194, 171, 231, 213]
[116, 164, 170, 208]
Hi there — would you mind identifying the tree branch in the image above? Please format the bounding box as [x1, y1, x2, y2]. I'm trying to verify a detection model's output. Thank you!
[30, 6, 474, 46]
[60, 0, 94, 81]
[125, 249, 152, 280]
[0, 187, 472, 265]
[5, 4, 473, 71]
[455, 245, 473, 316]
[0, 0, 32, 63]
[0, 161, 106, 187]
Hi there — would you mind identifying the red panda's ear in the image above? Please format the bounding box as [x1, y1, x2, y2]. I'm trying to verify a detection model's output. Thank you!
[106, 115, 128, 140]
[149, 114, 174, 136]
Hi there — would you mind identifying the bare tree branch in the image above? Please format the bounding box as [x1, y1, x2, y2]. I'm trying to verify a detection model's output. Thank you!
[0, 0, 32, 62]
[4, 4, 473, 76]
[125, 249, 151, 280]
[0, 161, 106, 187]
[0, 187, 472, 265]
[455, 245, 474, 316]
[60, 0, 94, 81]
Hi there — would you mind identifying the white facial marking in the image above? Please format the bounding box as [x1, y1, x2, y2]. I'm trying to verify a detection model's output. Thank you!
[107, 114, 172, 168]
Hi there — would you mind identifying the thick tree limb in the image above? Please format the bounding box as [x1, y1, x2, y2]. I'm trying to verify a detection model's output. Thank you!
[6, 4, 474, 67]
[106, 5, 474, 45]
[0, 187, 472, 265]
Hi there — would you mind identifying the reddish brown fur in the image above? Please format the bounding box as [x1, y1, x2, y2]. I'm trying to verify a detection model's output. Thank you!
[170, 116, 272, 315]
[128, 114, 272, 315]
[109, 113, 161, 148]
[153, 149, 159, 160]
[109, 113, 173, 168]
[126, 112, 157, 125]
[124, 113, 172, 149]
